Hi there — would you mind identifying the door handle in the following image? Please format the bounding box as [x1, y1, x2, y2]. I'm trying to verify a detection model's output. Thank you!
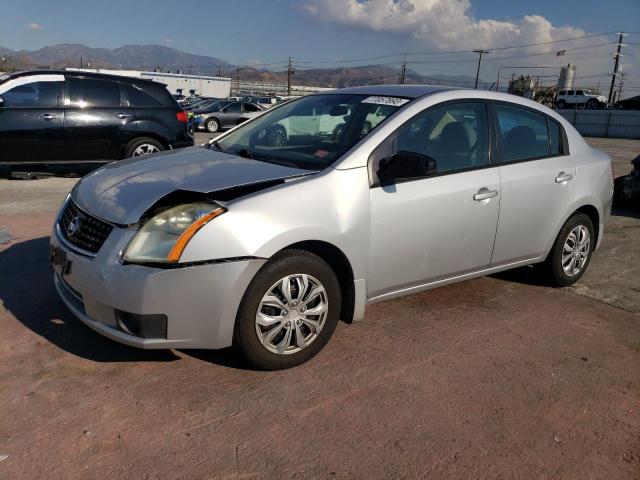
[473, 188, 498, 201]
[116, 113, 132, 119]
[555, 172, 574, 183]
[41, 113, 57, 121]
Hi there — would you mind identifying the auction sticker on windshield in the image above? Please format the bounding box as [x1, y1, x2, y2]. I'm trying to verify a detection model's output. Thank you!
[361, 96, 410, 106]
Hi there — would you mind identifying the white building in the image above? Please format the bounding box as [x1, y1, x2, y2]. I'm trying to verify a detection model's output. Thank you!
[67, 68, 232, 98]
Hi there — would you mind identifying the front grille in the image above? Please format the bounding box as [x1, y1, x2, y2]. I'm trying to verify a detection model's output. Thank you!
[59, 200, 113, 254]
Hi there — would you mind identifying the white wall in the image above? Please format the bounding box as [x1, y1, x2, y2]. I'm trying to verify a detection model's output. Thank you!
[558, 110, 640, 139]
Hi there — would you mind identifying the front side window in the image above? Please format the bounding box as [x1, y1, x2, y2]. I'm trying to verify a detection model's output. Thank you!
[495, 104, 550, 162]
[215, 94, 405, 170]
[2, 81, 59, 108]
[391, 102, 489, 174]
[68, 78, 121, 108]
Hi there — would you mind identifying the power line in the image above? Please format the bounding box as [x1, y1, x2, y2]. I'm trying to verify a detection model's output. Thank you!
[294, 31, 617, 65]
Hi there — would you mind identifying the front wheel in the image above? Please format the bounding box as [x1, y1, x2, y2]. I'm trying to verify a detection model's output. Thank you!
[557, 100, 566, 109]
[542, 213, 594, 287]
[233, 250, 341, 370]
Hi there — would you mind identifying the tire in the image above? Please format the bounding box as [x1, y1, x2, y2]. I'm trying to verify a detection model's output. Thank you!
[557, 100, 566, 109]
[587, 99, 598, 110]
[542, 213, 594, 287]
[233, 249, 341, 370]
[267, 124, 287, 146]
[205, 118, 219, 133]
[124, 137, 164, 158]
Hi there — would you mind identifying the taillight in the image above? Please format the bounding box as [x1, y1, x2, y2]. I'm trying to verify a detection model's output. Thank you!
[176, 110, 188, 123]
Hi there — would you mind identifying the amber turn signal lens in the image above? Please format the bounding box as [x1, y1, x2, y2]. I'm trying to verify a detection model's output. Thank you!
[166, 208, 226, 262]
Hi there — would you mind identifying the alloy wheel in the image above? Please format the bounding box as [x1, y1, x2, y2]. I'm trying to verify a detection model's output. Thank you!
[561, 225, 590, 277]
[132, 144, 160, 156]
[255, 274, 328, 355]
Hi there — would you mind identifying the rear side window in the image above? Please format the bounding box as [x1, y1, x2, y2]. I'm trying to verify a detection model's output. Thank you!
[225, 102, 241, 113]
[243, 102, 260, 112]
[68, 78, 121, 108]
[558, 91, 566, 96]
[495, 104, 550, 162]
[2, 81, 60, 108]
[548, 119, 564, 155]
[124, 82, 174, 107]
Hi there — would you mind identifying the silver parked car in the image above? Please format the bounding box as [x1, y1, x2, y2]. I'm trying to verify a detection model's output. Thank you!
[51, 85, 614, 370]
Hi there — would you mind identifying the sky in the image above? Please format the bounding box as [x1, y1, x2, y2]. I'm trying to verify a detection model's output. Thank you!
[1, 0, 639, 95]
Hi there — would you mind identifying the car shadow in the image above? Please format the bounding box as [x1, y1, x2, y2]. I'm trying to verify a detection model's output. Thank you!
[490, 264, 552, 287]
[182, 348, 254, 370]
[0, 236, 179, 363]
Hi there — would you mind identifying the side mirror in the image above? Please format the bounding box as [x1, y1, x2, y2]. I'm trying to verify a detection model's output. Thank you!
[377, 151, 437, 185]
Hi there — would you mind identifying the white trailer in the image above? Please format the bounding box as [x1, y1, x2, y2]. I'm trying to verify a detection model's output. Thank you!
[67, 68, 231, 98]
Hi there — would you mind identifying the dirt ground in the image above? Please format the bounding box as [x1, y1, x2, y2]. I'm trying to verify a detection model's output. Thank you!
[0, 138, 639, 479]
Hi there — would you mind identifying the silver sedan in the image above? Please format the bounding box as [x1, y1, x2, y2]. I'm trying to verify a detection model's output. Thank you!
[51, 85, 614, 369]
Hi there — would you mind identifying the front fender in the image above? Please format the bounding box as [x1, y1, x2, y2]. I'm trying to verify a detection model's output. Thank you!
[179, 167, 371, 280]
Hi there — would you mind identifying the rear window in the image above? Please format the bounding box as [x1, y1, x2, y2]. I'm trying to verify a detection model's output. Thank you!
[124, 82, 175, 107]
[68, 78, 121, 108]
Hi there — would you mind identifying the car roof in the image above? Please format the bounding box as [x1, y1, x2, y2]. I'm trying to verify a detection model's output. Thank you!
[321, 84, 456, 99]
[1, 69, 162, 86]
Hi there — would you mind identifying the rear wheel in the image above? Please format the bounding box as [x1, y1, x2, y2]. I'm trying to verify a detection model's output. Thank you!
[587, 99, 598, 109]
[233, 250, 341, 370]
[206, 118, 219, 133]
[125, 137, 163, 158]
[542, 213, 594, 287]
[557, 100, 566, 109]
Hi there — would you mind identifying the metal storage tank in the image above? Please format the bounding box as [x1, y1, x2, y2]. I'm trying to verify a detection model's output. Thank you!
[557, 64, 576, 91]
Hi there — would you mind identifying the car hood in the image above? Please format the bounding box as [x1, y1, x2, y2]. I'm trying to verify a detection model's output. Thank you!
[72, 146, 314, 224]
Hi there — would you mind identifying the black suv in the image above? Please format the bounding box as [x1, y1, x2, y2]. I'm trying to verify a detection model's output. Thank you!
[0, 70, 193, 173]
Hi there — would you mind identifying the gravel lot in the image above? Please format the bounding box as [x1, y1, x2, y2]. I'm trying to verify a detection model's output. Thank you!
[0, 137, 638, 479]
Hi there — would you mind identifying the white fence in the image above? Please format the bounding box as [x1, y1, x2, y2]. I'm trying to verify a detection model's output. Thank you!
[557, 110, 640, 139]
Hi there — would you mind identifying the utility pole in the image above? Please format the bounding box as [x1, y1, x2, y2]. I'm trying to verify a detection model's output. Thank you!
[617, 72, 626, 103]
[80, 56, 83, 68]
[400, 55, 407, 84]
[607, 32, 626, 106]
[287, 57, 294, 96]
[235, 66, 241, 94]
[473, 49, 489, 89]
[217, 64, 222, 77]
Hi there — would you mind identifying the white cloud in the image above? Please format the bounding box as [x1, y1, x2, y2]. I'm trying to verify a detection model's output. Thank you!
[301, 0, 637, 89]
[27, 22, 43, 30]
[303, 0, 586, 50]
[163, 37, 173, 43]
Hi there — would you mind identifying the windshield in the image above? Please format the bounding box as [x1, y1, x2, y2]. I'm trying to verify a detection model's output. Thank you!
[214, 94, 407, 170]
[583, 90, 592, 95]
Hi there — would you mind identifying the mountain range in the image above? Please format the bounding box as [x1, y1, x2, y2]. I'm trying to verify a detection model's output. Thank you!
[0, 43, 481, 88]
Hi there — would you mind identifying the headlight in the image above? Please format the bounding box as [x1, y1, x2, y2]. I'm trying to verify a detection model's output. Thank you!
[123, 203, 226, 264]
